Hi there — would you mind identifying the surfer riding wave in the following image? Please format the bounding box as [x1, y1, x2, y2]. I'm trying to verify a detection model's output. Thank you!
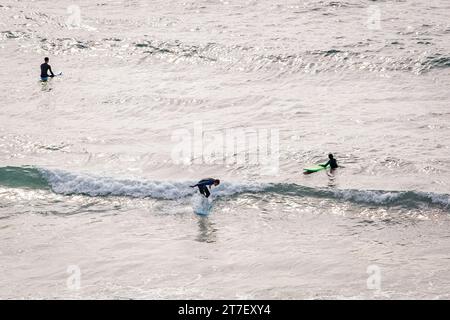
[190, 178, 220, 198]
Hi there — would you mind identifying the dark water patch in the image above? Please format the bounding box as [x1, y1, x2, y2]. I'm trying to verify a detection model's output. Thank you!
[422, 55, 450, 70]
[0, 166, 49, 190]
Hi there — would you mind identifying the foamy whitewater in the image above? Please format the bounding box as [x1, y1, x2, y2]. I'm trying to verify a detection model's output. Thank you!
[1, 0, 449, 299]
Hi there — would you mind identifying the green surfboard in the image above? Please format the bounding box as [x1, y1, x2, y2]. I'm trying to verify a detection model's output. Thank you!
[303, 163, 329, 174]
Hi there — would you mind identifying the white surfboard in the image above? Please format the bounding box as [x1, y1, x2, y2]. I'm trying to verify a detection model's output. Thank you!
[192, 195, 213, 216]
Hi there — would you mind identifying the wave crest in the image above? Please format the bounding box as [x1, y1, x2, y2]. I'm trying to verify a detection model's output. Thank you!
[0, 167, 448, 209]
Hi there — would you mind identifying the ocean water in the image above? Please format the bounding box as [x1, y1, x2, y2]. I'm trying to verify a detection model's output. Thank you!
[1, 0, 450, 299]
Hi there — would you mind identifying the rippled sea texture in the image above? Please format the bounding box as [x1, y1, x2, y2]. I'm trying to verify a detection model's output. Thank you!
[1, 0, 449, 299]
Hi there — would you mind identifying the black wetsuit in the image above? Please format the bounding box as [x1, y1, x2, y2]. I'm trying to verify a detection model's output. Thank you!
[191, 178, 215, 198]
[40, 63, 54, 79]
[324, 158, 338, 169]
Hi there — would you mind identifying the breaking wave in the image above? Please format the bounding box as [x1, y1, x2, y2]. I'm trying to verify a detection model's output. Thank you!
[0, 166, 449, 210]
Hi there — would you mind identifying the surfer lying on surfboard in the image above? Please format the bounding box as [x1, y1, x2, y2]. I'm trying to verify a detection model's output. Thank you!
[190, 178, 220, 198]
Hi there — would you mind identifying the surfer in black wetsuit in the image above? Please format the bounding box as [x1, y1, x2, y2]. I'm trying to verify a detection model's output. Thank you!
[190, 178, 220, 198]
[40, 57, 55, 81]
[321, 153, 338, 171]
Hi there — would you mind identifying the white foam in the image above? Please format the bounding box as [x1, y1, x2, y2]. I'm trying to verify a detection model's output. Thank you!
[424, 192, 450, 207]
[37, 168, 265, 199]
[332, 189, 401, 204]
[331, 189, 450, 207]
[34, 168, 450, 208]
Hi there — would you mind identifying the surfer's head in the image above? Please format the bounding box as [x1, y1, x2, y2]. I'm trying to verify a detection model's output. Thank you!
[213, 179, 220, 186]
[44, 57, 49, 63]
[328, 153, 334, 159]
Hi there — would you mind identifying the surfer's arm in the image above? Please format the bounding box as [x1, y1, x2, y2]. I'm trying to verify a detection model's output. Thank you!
[321, 161, 330, 167]
[49, 65, 55, 77]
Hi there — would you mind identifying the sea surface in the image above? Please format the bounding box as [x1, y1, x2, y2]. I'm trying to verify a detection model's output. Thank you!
[1, 0, 450, 299]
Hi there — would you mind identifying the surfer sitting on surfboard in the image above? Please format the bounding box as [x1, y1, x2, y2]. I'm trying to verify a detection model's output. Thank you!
[40, 57, 55, 81]
[321, 153, 338, 171]
[190, 178, 220, 198]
